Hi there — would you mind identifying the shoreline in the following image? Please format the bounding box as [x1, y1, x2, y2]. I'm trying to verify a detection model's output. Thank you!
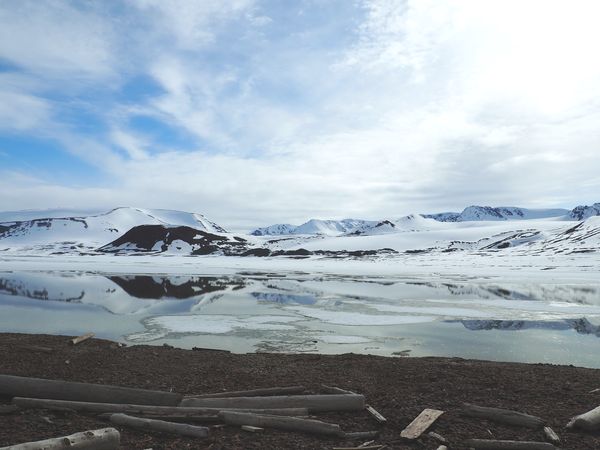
[1, 332, 599, 449]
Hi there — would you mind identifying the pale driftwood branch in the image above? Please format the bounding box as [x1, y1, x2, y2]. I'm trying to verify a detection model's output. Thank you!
[462, 403, 545, 429]
[400, 408, 444, 439]
[16, 345, 54, 354]
[0, 427, 119, 450]
[241, 425, 264, 433]
[0, 374, 181, 406]
[181, 393, 365, 412]
[71, 333, 94, 345]
[463, 439, 557, 449]
[365, 405, 387, 423]
[332, 446, 384, 450]
[185, 386, 306, 399]
[13, 397, 308, 416]
[543, 426, 560, 444]
[109, 413, 209, 438]
[321, 384, 355, 395]
[219, 411, 342, 436]
[566, 404, 600, 430]
[428, 431, 447, 443]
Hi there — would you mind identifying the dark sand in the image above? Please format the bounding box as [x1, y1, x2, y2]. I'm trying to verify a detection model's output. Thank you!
[1, 333, 599, 449]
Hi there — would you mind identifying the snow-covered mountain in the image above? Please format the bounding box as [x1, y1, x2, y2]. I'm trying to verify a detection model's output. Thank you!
[0, 207, 227, 253]
[569, 203, 600, 220]
[351, 214, 444, 235]
[424, 206, 569, 222]
[251, 219, 378, 236]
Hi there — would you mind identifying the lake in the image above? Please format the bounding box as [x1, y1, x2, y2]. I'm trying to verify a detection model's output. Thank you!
[1, 270, 599, 367]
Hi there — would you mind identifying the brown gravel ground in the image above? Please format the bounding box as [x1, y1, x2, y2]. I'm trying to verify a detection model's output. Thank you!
[0, 333, 599, 449]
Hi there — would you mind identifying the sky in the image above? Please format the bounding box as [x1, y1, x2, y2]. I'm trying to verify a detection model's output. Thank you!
[1, 0, 600, 230]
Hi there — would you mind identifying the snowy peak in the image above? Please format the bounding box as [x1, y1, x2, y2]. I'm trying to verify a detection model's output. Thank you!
[354, 214, 443, 235]
[250, 218, 378, 236]
[569, 203, 600, 220]
[424, 206, 569, 222]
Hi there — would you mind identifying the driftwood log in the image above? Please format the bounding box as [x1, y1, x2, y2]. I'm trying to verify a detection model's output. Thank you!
[181, 393, 365, 412]
[0, 427, 120, 450]
[71, 333, 94, 345]
[109, 413, 209, 438]
[464, 439, 557, 449]
[0, 374, 181, 406]
[219, 411, 343, 436]
[462, 403, 545, 429]
[321, 385, 355, 395]
[343, 431, 379, 440]
[566, 404, 600, 430]
[400, 408, 444, 439]
[185, 386, 306, 399]
[13, 397, 308, 416]
[365, 405, 387, 423]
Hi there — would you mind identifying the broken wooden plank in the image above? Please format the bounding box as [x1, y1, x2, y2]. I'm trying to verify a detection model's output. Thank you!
[181, 393, 365, 412]
[0, 374, 182, 406]
[71, 333, 94, 345]
[464, 439, 557, 449]
[462, 403, 545, 429]
[543, 426, 560, 444]
[109, 413, 209, 438]
[0, 427, 119, 450]
[365, 405, 387, 424]
[241, 425, 264, 433]
[185, 386, 306, 399]
[566, 404, 600, 430]
[13, 397, 308, 416]
[219, 411, 342, 436]
[400, 408, 444, 439]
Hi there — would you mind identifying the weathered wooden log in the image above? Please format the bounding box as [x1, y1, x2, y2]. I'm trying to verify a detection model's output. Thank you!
[185, 386, 306, 399]
[109, 413, 209, 438]
[99, 412, 222, 423]
[365, 405, 387, 423]
[181, 393, 365, 412]
[0, 427, 119, 450]
[566, 404, 600, 430]
[543, 426, 560, 444]
[219, 411, 342, 436]
[16, 345, 54, 354]
[71, 333, 94, 345]
[0, 374, 181, 406]
[332, 446, 384, 450]
[464, 439, 556, 449]
[321, 384, 355, 395]
[13, 397, 308, 416]
[400, 408, 444, 439]
[462, 403, 545, 429]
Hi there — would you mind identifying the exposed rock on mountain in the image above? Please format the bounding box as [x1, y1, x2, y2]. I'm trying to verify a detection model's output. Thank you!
[98, 225, 248, 255]
[251, 219, 378, 236]
[569, 203, 600, 220]
[424, 206, 569, 222]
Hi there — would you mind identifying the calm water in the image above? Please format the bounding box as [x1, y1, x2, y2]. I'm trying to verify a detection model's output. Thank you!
[1, 270, 600, 367]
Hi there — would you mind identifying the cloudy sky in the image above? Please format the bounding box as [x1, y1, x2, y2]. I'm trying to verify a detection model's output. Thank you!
[1, 0, 599, 229]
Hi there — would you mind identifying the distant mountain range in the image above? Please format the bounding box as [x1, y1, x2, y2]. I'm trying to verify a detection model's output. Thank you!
[0, 203, 599, 257]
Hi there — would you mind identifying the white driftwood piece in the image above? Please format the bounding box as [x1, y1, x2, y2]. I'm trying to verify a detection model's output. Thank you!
[181, 393, 365, 412]
[567, 404, 600, 430]
[0, 374, 181, 406]
[365, 405, 387, 423]
[543, 426, 560, 444]
[400, 408, 444, 439]
[185, 386, 306, 398]
[13, 397, 308, 416]
[219, 411, 343, 436]
[0, 427, 120, 450]
[462, 403, 545, 429]
[464, 439, 557, 450]
[71, 333, 94, 345]
[109, 413, 209, 438]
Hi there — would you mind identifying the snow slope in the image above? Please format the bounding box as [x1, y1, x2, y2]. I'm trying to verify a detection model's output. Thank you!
[251, 219, 378, 236]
